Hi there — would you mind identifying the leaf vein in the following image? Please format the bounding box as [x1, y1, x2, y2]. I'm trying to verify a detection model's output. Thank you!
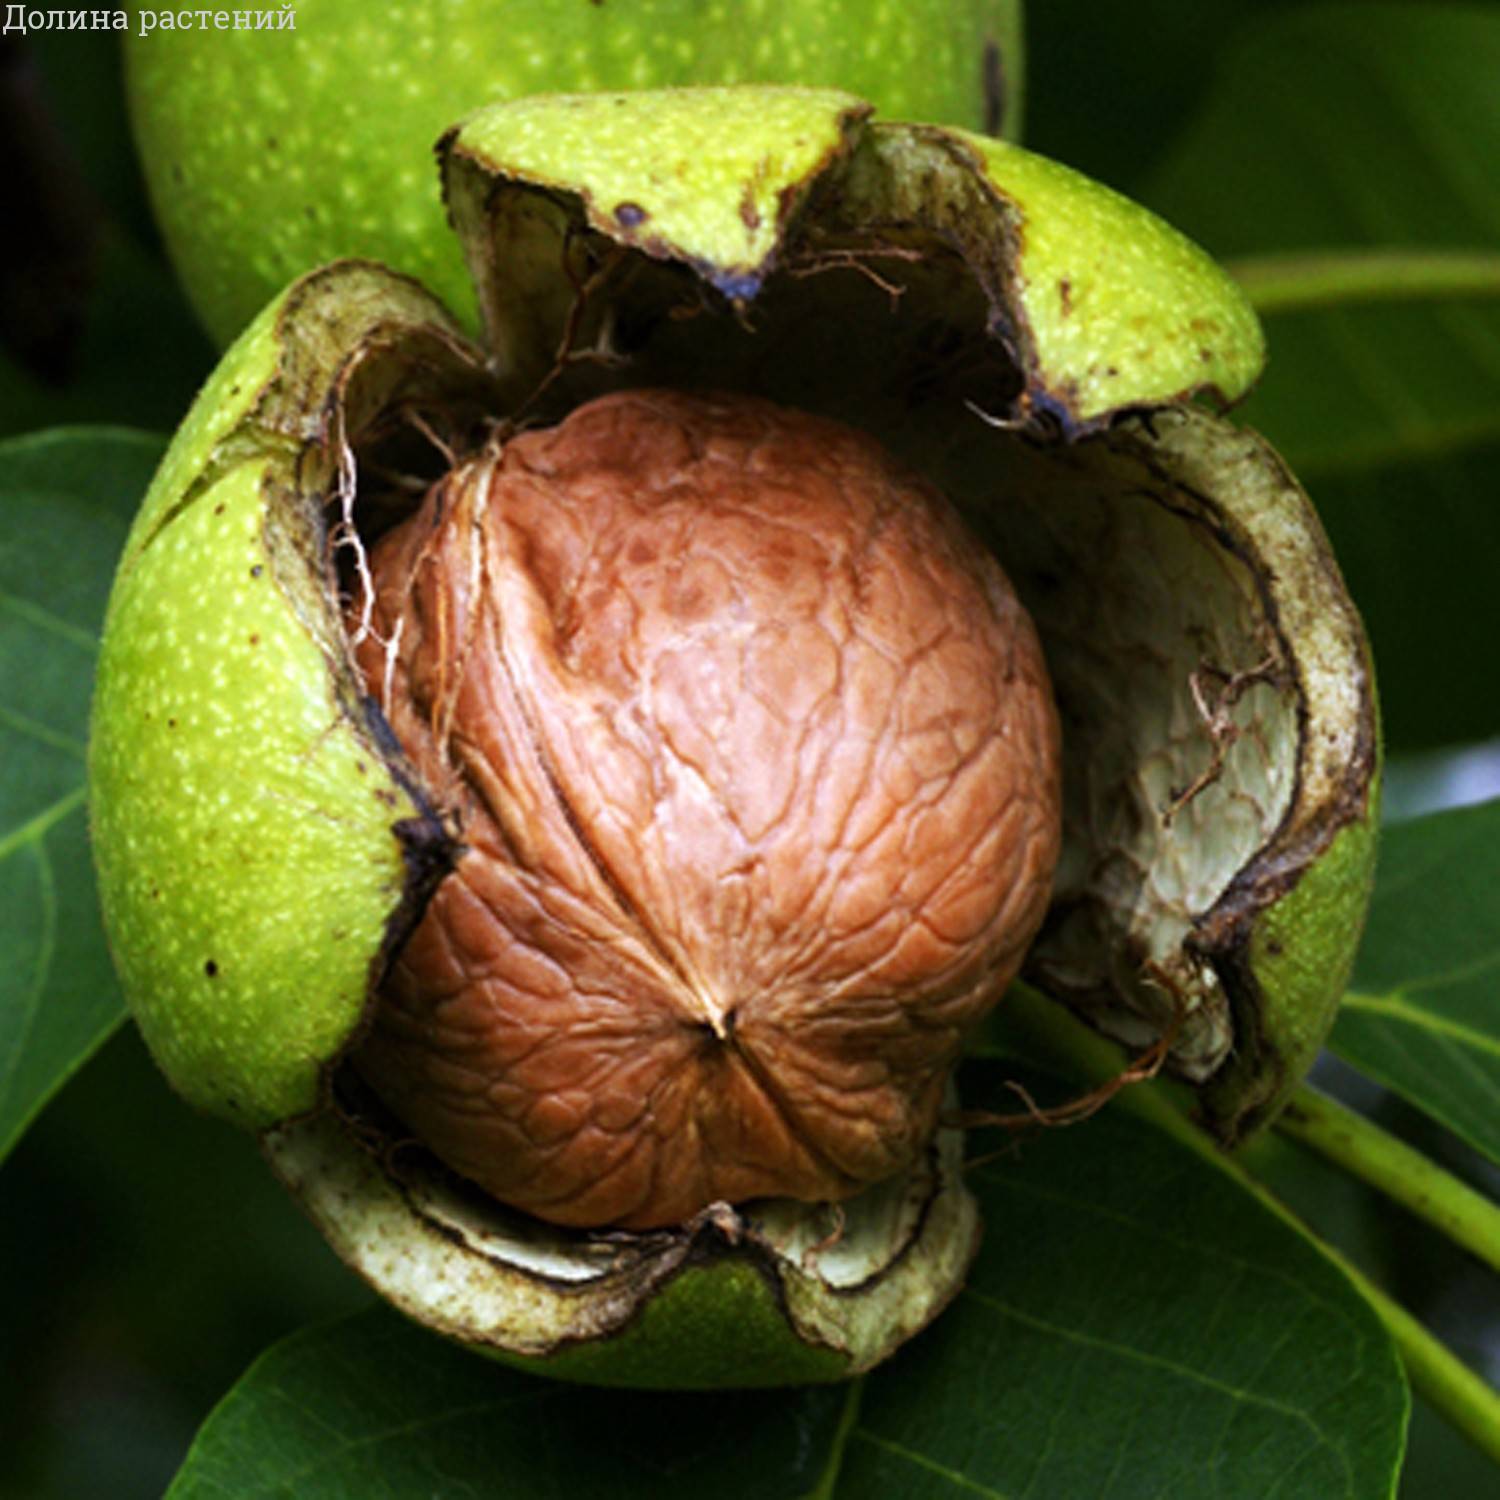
[968, 1172, 1369, 1335]
[0, 704, 86, 759]
[0, 591, 99, 653]
[849, 1430, 1012, 1498]
[1340, 991, 1500, 1059]
[0, 839, 56, 1114]
[958, 1283, 1348, 1455]
[0, 786, 87, 865]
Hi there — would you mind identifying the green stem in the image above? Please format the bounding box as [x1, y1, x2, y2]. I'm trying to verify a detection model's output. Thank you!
[1227, 248, 1500, 316]
[1276, 1085, 1500, 1278]
[987, 986, 1500, 1460]
[803, 1377, 865, 1500]
[1330, 1252, 1500, 1466]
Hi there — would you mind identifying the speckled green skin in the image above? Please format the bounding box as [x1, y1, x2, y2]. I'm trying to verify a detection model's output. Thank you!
[510, 1261, 849, 1387]
[89, 462, 411, 1127]
[959, 134, 1265, 421]
[454, 88, 864, 283]
[88, 268, 469, 1127]
[1221, 787, 1380, 1134]
[125, 0, 1024, 345]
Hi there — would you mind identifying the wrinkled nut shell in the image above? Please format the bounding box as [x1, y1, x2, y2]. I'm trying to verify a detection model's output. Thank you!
[349, 389, 1062, 1229]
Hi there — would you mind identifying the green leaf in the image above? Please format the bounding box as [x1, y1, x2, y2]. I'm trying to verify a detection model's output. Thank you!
[1289, 440, 1500, 754]
[1144, 3, 1500, 750]
[1148, 3, 1500, 474]
[1333, 798, 1500, 1167]
[165, 1306, 850, 1499]
[836, 1063, 1407, 1498]
[167, 1063, 1405, 1499]
[0, 427, 162, 1162]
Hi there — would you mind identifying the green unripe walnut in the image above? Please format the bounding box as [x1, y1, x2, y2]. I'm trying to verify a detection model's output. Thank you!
[125, 0, 1025, 344]
[90, 87, 1378, 1387]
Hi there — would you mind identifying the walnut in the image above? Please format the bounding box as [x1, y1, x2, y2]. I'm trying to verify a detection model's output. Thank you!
[349, 388, 1062, 1229]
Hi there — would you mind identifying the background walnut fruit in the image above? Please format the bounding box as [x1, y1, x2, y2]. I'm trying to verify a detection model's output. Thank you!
[350, 388, 1063, 1229]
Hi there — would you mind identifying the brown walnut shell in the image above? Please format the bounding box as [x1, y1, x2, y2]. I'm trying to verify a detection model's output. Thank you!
[349, 387, 1062, 1229]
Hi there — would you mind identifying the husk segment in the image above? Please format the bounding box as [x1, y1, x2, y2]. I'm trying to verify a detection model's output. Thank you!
[264, 1092, 979, 1387]
[443, 88, 1265, 431]
[90, 263, 491, 1127]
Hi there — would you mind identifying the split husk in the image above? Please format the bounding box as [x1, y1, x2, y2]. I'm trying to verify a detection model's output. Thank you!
[89, 88, 1377, 1386]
